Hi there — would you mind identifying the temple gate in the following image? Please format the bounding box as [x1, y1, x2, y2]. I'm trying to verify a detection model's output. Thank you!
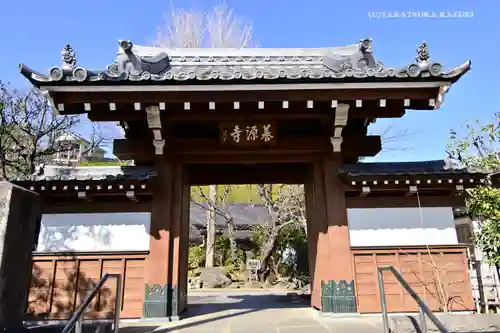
[18, 39, 478, 320]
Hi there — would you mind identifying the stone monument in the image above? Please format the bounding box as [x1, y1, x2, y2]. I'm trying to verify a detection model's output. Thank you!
[0, 182, 40, 332]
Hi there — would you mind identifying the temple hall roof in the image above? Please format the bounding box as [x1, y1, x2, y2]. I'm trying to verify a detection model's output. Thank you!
[19, 39, 471, 86]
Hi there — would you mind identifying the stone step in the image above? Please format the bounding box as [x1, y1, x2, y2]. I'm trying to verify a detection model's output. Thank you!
[388, 313, 500, 333]
[25, 322, 112, 333]
[25, 313, 500, 333]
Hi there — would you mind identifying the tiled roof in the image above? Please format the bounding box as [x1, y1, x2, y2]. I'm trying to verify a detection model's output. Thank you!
[13, 160, 484, 183]
[339, 159, 480, 177]
[20, 39, 470, 86]
[13, 165, 155, 182]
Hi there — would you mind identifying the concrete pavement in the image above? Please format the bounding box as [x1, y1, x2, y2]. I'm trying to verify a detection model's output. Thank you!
[120, 291, 382, 333]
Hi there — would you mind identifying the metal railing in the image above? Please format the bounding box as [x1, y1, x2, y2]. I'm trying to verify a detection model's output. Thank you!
[61, 273, 122, 333]
[377, 266, 449, 333]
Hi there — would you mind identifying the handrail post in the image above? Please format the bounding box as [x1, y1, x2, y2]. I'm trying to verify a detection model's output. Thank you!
[378, 266, 450, 333]
[419, 307, 428, 333]
[377, 268, 390, 333]
[75, 315, 83, 333]
[113, 274, 122, 333]
[61, 273, 123, 333]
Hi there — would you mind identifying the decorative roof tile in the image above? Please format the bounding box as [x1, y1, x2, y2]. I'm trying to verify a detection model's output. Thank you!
[12, 160, 484, 184]
[339, 159, 482, 177]
[13, 165, 155, 182]
[19, 39, 471, 86]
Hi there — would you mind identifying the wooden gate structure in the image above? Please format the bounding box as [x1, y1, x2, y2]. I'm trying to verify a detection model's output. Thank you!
[18, 39, 481, 319]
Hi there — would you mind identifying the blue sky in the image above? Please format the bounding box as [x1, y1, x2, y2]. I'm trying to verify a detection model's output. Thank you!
[1, 0, 498, 162]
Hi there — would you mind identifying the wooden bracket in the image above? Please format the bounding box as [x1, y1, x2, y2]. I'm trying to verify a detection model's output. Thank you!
[330, 103, 349, 152]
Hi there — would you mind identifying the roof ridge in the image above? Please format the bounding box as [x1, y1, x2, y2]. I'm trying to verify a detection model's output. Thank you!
[350, 159, 443, 165]
[19, 39, 471, 86]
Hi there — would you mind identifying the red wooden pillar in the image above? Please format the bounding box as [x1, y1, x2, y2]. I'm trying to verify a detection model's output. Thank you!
[305, 157, 355, 313]
[143, 160, 189, 319]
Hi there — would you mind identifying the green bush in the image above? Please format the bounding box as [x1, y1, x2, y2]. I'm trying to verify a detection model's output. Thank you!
[188, 245, 205, 270]
[214, 236, 246, 268]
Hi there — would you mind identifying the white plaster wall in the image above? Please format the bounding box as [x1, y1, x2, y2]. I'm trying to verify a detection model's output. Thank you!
[37, 207, 459, 252]
[37, 213, 151, 252]
[348, 207, 459, 246]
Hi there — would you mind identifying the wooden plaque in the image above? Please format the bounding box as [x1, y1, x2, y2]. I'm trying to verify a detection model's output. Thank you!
[219, 122, 277, 147]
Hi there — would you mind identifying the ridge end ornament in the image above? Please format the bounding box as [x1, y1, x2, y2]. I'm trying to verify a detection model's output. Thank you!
[407, 41, 442, 78]
[358, 38, 372, 53]
[61, 44, 77, 70]
[119, 40, 133, 53]
[416, 41, 430, 63]
[108, 40, 170, 77]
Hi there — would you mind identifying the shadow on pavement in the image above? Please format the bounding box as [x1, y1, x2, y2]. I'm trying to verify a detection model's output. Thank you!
[150, 292, 312, 333]
[186, 292, 310, 318]
[119, 326, 160, 333]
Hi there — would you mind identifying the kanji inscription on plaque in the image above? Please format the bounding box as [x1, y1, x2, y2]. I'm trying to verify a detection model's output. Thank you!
[220, 122, 277, 147]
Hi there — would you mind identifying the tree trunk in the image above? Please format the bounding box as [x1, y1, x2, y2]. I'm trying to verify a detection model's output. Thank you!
[205, 184, 217, 268]
[258, 227, 280, 281]
[225, 214, 238, 263]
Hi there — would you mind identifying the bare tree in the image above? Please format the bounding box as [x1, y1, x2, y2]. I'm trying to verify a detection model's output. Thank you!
[153, 2, 256, 48]
[365, 120, 420, 160]
[255, 184, 307, 280]
[0, 83, 111, 179]
[205, 185, 217, 267]
[398, 249, 467, 312]
[192, 185, 239, 262]
[153, 1, 257, 266]
[379, 123, 417, 152]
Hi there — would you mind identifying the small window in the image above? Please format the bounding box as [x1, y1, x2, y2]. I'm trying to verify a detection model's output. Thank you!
[58, 169, 71, 176]
[456, 224, 473, 244]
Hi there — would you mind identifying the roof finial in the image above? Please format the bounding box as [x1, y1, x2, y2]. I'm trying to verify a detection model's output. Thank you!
[359, 38, 372, 53]
[416, 42, 430, 64]
[61, 44, 77, 70]
[119, 40, 133, 53]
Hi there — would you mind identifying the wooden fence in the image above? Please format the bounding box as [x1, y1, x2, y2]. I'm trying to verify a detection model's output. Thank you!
[27, 245, 474, 318]
[27, 251, 148, 320]
[352, 245, 474, 313]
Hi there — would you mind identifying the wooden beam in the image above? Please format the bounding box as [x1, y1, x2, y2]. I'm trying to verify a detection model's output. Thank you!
[351, 244, 469, 252]
[492, 174, 500, 188]
[113, 139, 154, 160]
[342, 136, 381, 157]
[346, 195, 465, 208]
[172, 137, 329, 154]
[345, 184, 459, 192]
[42, 200, 152, 214]
[70, 100, 407, 121]
[162, 101, 406, 120]
[179, 152, 322, 164]
[15, 179, 153, 196]
[166, 112, 330, 122]
[52, 88, 440, 105]
[187, 163, 308, 185]
[88, 110, 145, 122]
[342, 176, 480, 189]
[114, 136, 330, 160]
[114, 135, 381, 162]
[350, 107, 405, 119]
